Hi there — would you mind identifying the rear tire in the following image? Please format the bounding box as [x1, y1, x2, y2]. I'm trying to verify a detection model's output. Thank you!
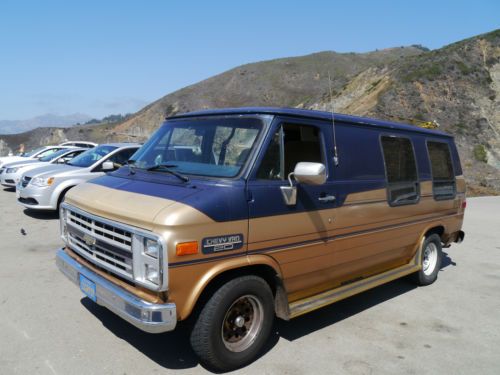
[413, 233, 443, 286]
[190, 275, 274, 372]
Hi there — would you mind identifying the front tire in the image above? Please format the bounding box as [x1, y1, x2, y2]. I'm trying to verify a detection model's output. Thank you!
[413, 233, 443, 285]
[190, 275, 274, 372]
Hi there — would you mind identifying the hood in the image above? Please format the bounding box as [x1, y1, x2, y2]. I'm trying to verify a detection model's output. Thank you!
[65, 175, 204, 230]
[24, 164, 80, 178]
[3, 159, 44, 169]
[0, 156, 30, 167]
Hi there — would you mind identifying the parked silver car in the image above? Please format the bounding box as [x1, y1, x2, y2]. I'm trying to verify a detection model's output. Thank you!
[0, 145, 73, 168]
[1, 148, 86, 188]
[17, 143, 139, 210]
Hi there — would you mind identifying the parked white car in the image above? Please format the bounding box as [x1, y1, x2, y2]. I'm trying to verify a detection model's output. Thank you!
[0, 148, 86, 188]
[0, 145, 72, 168]
[17, 143, 139, 210]
[59, 141, 97, 148]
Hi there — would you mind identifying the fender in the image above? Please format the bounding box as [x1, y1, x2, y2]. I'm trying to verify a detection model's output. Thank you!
[170, 254, 284, 320]
[50, 178, 87, 208]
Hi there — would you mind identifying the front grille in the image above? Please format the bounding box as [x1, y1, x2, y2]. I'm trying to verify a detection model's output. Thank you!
[21, 176, 31, 188]
[65, 208, 134, 280]
[5, 179, 14, 184]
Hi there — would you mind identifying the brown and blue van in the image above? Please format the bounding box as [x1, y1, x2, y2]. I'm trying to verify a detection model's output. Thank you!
[56, 107, 465, 371]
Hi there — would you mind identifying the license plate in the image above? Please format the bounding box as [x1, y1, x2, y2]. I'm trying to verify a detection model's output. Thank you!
[79, 274, 96, 302]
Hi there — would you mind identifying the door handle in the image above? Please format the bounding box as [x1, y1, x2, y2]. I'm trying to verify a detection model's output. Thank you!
[318, 194, 336, 203]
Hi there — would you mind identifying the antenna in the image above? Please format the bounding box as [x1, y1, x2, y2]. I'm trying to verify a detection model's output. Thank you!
[328, 71, 339, 166]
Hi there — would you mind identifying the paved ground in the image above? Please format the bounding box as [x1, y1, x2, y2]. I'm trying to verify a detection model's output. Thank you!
[0, 189, 499, 375]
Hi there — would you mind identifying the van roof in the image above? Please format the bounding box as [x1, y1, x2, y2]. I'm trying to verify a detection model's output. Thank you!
[168, 107, 452, 138]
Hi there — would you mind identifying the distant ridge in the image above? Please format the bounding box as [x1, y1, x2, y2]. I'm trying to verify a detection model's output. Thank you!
[0, 113, 92, 135]
[0, 29, 499, 195]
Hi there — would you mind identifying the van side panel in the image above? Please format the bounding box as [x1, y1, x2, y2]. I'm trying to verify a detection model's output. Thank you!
[249, 122, 464, 303]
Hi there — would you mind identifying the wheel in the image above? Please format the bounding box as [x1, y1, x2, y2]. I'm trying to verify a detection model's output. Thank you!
[413, 233, 443, 285]
[190, 275, 274, 371]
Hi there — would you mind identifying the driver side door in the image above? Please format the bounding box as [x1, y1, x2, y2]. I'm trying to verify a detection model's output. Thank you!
[247, 118, 338, 301]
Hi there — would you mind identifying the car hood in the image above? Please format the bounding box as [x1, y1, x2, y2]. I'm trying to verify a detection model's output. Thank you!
[64, 176, 204, 231]
[0, 156, 30, 167]
[2, 158, 41, 168]
[24, 164, 81, 178]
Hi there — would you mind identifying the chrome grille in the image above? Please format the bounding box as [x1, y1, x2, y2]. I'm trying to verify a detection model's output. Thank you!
[66, 208, 134, 280]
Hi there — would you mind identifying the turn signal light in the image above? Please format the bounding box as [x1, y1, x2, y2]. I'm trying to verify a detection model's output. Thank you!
[176, 241, 199, 256]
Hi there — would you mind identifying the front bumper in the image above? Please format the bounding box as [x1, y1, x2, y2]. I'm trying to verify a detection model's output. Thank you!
[56, 248, 177, 334]
[17, 182, 56, 210]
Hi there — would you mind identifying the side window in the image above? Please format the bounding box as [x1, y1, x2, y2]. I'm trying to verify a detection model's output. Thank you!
[381, 136, 420, 206]
[107, 148, 137, 167]
[256, 123, 323, 180]
[427, 141, 456, 200]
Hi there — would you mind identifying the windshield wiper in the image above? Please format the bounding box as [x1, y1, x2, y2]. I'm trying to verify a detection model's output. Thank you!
[146, 163, 189, 182]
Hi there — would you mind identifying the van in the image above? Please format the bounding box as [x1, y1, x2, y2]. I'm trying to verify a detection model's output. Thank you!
[56, 108, 465, 371]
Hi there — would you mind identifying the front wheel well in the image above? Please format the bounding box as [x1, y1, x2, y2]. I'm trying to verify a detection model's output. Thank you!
[190, 264, 283, 321]
[57, 185, 75, 209]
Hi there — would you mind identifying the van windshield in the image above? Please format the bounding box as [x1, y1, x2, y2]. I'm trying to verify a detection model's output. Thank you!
[67, 145, 117, 168]
[132, 117, 263, 178]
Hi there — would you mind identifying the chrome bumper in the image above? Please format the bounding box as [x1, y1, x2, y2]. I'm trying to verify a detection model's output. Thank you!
[56, 249, 177, 334]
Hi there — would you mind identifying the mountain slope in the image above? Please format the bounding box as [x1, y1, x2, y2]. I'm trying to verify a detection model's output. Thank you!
[1, 29, 498, 194]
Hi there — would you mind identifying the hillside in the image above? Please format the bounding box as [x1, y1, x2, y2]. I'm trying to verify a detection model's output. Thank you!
[1, 29, 499, 194]
[0, 113, 92, 134]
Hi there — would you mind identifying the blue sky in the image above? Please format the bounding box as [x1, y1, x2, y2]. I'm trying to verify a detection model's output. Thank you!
[0, 0, 498, 120]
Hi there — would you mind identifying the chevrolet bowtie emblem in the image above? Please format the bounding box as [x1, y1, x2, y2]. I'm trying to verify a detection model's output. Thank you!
[83, 234, 96, 247]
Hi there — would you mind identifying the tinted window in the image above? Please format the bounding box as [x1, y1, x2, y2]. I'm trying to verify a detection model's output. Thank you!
[107, 148, 138, 166]
[68, 145, 117, 168]
[257, 123, 323, 180]
[427, 141, 456, 200]
[381, 136, 419, 205]
[39, 148, 70, 162]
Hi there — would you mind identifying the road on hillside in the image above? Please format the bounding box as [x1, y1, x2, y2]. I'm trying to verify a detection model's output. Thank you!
[0, 188, 499, 375]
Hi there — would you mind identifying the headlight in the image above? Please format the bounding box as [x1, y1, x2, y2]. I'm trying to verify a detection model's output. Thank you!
[132, 234, 166, 290]
[144, 238, 160, 258]
[31, 176, 55, 187]
[6, 167, 18, 173]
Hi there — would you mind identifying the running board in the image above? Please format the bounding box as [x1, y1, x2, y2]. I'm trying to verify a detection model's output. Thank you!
[288, 263, 420, 319]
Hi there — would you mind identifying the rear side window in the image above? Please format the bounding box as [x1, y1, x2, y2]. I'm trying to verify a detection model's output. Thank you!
[381, 136, 420, 206]
[427, 141, 456, 200]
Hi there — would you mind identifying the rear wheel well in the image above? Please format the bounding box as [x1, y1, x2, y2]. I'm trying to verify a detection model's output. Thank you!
[190, 265, 282, 321]
[424, 226, 445, 241]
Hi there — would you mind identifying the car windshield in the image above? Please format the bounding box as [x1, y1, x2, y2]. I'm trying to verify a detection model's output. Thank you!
[132, 117, 263, 178]
[39, 148, 70, 162]
[23, 147, 46, 157]
[67, 145, 117, 168]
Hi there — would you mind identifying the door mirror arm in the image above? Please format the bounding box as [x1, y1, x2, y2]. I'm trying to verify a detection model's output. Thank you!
[280, 172, 297, 206]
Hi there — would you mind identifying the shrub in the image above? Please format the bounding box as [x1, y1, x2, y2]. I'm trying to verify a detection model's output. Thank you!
[473, 144, 488, 163]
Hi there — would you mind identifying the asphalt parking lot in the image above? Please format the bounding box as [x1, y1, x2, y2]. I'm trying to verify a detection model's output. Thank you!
[0, 189, 499, 375]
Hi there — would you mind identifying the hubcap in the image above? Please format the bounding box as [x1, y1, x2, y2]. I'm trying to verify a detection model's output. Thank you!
[221, 295, 264, 352]
[422, 242, 438, 276]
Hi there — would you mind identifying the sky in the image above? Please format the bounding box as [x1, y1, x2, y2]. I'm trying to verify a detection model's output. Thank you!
[0, 0, 498, 120]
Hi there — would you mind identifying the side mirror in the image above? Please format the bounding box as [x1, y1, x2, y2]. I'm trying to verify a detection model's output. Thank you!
[293, 162, 327, 185]
[57, 158, 66, 164]
[280, 162, 327, 206]
[101, 161, 115, 171]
